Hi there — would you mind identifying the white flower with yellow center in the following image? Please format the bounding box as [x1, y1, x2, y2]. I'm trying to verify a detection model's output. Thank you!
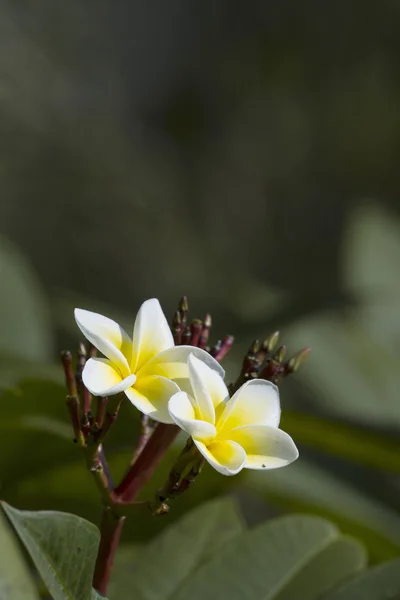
[168, 354, 298, 475]
[74, 299, 224, 424]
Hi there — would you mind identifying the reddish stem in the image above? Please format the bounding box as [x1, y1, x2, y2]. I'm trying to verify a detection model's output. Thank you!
[93, 509, 125, 596]
[114, 423, 180, 503]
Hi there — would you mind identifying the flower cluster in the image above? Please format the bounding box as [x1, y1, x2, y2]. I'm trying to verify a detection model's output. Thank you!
[74, 298, 299, 476]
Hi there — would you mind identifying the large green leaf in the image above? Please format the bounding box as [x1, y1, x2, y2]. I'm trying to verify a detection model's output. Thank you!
[323, 558, 400, 600]
[109, 496, 245, 599]
[0, 236, 53, 363]
[246, 460, 400, 562]
[274, 537, 366, 600]
[174, 515, 366, 600]
[0, 509, 39, 600]
[2, 502, 100, 600]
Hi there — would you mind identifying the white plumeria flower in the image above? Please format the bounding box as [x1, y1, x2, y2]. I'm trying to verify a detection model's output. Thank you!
[168, 354, 298, 475]
[74, 299, 224, 424]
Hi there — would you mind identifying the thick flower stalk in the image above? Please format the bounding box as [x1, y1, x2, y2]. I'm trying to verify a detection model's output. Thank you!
[74, 299, 223, 423]
[168, 354, 298, 475]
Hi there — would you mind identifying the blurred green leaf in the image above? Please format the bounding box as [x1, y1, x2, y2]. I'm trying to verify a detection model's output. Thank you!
[0, 236, 53, 362]
[287, 315, 400, 427]
[281, 410, 400, 473]
[0, 378, 141, 490]
[246, 460, 400, 562]
[291, 203, 400, 428]
[0, 380, 75, 486]
[2, 380, 399, 565]
[109, 496, 245, 599]
[322, 558, 400, 600]
[0, 355, 62, 390]
[0, 509, 40, 600]
[2, 502, 100, 600]
[174, 515, 365, 600]
[344, 203, 400, 349]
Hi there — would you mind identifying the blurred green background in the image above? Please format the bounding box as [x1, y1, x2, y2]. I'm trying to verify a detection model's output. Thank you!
[1, 0, 400, 572]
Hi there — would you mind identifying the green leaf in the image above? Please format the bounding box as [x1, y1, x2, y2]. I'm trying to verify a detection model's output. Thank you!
[323, 558, 400, 600]
[287, 315, 400, 427]
[0, 509, 40, 600]
[0, 236, 53, 362]
[174, 515, 366, 600]
[281, 410, 400, 473]
[273, 536, 366, 600]
[109, 496, 245, 600]
[245, 460, 400, 562]
[0, 380, 74, 487]
[0, 355, 62, 391]
[2, 502, 100, 600]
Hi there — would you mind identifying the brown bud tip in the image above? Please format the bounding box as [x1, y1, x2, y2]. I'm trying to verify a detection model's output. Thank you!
[203, 313, 212, 328]
[263, 331, 280, 353]
[286, 347, 311, 373]
[273, 345, 286, 363]
[179, 296, 189, 313]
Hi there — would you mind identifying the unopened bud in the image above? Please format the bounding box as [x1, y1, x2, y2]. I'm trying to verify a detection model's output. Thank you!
[203, 313, 212, 329]
[61, 350, 78, 397]
[172, 310, 182, 345]
[249, 339, 261, 355]
[286, 347, 311, 374]
[213, 334, 234, 362]
[179, 296, 189, 329]
[190, 319, 203, 347]
[182, 326, 191, 344]
[210, 340, 222, 358]
[198, 314, 212, 349]
[179, 295, 189, 314]
[273, 345, 286, 364]
[263, 331, 280, 353]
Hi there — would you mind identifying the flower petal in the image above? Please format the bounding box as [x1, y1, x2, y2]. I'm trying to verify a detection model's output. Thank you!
[74, 309, 131, 377]
[218, 379, 281, 434]
[194, 439, 246, 476]
[168, 392, 217, 442]
[82, 358, 136, 396]
[125, 374, 179, 423]
[188, 354, 229, 424]
[224, 424, 299, 470]
[131, 299, 174, 372]
[139, 346, 225, 397]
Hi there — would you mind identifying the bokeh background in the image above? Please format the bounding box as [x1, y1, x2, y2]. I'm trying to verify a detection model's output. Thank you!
[2, 0, 400, 576]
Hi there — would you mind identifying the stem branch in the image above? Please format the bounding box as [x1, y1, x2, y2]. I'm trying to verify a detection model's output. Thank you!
[114, 423, 180, 503]
[93, 508, 125, 596]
